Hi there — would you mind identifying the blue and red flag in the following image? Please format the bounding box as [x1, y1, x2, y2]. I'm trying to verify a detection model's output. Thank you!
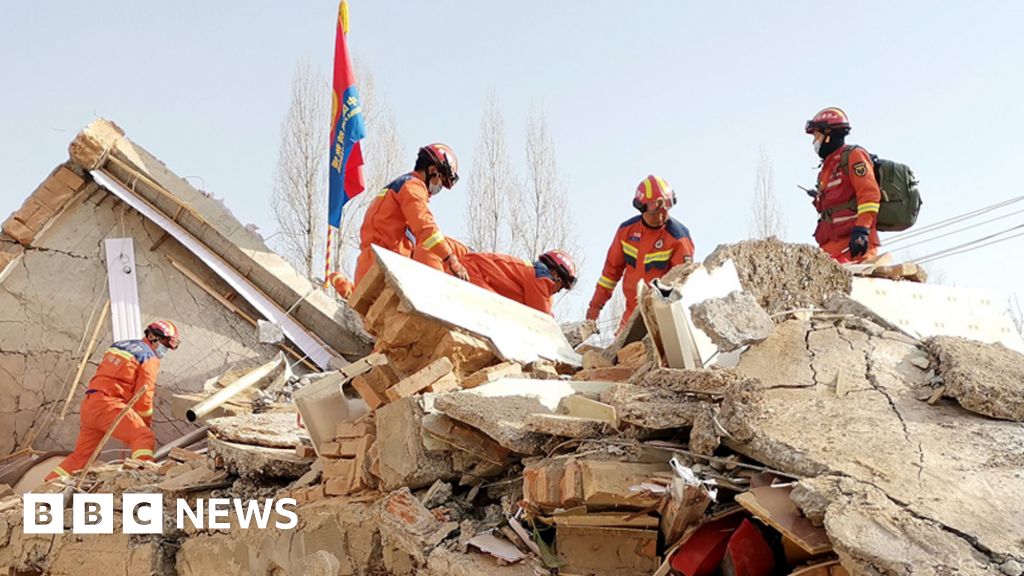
[328, 0, 366, 228]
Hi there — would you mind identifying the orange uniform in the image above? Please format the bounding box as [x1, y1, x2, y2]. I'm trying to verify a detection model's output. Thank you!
[462, 253, 561, 315]
[327, 272, 354, 300]
[588, 216, 695, 331]
[47, 340, 160, 481]
[813, 145, 881, 262]
[354, 173, 454, 285]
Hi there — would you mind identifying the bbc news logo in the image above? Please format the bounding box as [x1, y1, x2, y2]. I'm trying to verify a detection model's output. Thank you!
[23, 493, 298, 534]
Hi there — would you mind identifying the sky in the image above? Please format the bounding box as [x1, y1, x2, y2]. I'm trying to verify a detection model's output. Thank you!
[2, 1, 1022, 320]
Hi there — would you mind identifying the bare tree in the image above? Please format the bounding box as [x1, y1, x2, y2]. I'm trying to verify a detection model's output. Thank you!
[466, 92, 519, 253]
[510, 109, 579, 262]
[748, 146, 786, 240]
[335, 63, 405, 277]
[270, 61, 329, 279]
[1009, 294, 1023, 336]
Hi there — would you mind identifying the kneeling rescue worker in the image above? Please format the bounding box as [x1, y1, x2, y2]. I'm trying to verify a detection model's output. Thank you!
[587, 175, 695, 333]
[46, 320, 180, 481]
[354, 143, 469, 287]
[805, 107, 881, 263]
[462, 249, 578, 315]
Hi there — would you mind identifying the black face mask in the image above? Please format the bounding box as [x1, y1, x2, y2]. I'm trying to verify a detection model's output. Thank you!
[818, 132, 846, 159]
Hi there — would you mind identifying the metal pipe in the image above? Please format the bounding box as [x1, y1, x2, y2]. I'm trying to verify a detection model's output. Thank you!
[153, 426, 210, 461]
[185, 354, 283, 422]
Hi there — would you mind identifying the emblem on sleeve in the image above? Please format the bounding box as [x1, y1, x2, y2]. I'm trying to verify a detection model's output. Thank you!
[853, 162, 868, 177]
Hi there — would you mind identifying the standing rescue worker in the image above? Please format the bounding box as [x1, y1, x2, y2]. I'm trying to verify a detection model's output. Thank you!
[805, 107, 881, 262]
[354, 143, 469, 286]
[586, 175, 695, 332]
[462, 249, 577, 315]
[46, 320, 180, 481]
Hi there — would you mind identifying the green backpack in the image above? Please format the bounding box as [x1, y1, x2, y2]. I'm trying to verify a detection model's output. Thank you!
[839, 146, 922, 232]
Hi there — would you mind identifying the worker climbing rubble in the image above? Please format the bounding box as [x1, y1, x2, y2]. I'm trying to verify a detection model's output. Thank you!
[805, 106, 882, 263]
[45, 320, 180, 481]
[354, 142, 469, 287]
[586, 174, 695, 332]
[461, 249, 578, 315]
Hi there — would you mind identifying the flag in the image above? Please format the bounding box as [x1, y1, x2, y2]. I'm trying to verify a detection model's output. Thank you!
[328, 0, 366, 229]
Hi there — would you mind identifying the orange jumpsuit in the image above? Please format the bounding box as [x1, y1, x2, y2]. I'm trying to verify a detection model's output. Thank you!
[327, 272, 354, 300]
[354, 173, 454, 286]
[462, 253, 560, 315]
[813, 145, 881, 263]
[412, 237, 470, 274]
[46, 340, 159, 481]
[588, 216, 695, 332]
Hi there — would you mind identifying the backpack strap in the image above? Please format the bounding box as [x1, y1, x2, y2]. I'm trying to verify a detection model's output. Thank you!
[820, 145, 861, 222]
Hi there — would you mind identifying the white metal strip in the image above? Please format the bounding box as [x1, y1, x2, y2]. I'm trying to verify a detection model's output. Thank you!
[104, 238, 142, 341]
[92, 170, 333, 368]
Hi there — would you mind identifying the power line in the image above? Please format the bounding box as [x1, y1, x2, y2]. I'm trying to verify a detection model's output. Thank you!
[888, 208, 1024, 253]
[917, 230, 1024, 264]
[914, 222, 1024, 264]
[885, 194, 1024, 246]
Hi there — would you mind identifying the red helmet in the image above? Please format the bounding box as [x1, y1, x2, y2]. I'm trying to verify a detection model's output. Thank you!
[538, 250, 577, 290]
[419, 143, 459, 189]
[145, 319, 180, 349]
[805, 107, 851, 134]
[633, 175, 676, 213]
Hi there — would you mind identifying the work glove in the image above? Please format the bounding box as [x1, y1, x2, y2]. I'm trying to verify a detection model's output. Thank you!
[447, 254, 470, 282]
[585, 305, 601, 323]
[849, 226, 870, 259]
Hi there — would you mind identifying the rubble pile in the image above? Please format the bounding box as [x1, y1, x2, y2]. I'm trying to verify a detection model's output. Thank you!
[704, 237, 853, 315]
[2, 239, 1024, 576]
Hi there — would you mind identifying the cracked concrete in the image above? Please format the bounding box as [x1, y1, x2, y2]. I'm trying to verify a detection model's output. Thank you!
[0, 186, 281, 457]
[722, 318, 1024, 570]
[928, 336, 1024, 422]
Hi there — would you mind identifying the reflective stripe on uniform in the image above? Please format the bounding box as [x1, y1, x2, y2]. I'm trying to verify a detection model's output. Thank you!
[644, 249, 673, 264]
[52, 466, 70, 478]
[857, 202, 880, 214]
[597, 275, 617, 290]
[422, 230, 446, 250]
[106, 348, 135, 363]
[620, 241, 639, 258]
[137, 408, 154, 417]
[131, 449, 154, 460]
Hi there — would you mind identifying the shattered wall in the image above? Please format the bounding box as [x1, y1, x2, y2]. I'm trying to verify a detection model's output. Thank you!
[0, 180, 281, 456]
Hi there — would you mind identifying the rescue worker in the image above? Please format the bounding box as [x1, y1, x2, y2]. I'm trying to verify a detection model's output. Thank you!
[805, 107, 881, 262]
[354, 143, 469, 287]
[462, 249, 578, 315]
[46, 320, 180, 482]
[586, 175, 695, 332]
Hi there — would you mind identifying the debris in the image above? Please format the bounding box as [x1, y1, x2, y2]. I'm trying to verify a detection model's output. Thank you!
[385, 357, 455, 401]
[525, 414, 615, 439]
[562, 320, 598, 348]
[466, 530, 528, 563]
[703, 238, 852, 316]
[556, 524, 659, 575]
[689, 291, 775, 352]
[462, 361, 523, 389]
[928, 336, 1024, 421]
[735, 485, 832, 555]
[616, 341, 648, 367]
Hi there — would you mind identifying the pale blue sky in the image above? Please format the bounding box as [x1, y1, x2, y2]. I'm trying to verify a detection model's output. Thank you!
[2, 1, 1022, 318]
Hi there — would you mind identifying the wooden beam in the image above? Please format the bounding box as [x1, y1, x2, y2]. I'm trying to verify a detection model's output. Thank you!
[165, 255, 317, 371]
[59, 300, 109, 420]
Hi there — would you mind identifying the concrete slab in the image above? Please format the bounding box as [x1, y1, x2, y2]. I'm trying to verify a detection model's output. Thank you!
[722, 319, 1024, 567]
[929, 336, 1024, 421]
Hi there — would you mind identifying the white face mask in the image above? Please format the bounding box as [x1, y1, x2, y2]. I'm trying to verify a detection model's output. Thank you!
[428, 181, 442, 196]
[813, 137, 823, 154]
[155, 343, 169, 359]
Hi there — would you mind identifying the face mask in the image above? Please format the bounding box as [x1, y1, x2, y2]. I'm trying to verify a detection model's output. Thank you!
[428, 181, 442, 196]
[155, 343, 169, 359]
[813, 137, 823, 155]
